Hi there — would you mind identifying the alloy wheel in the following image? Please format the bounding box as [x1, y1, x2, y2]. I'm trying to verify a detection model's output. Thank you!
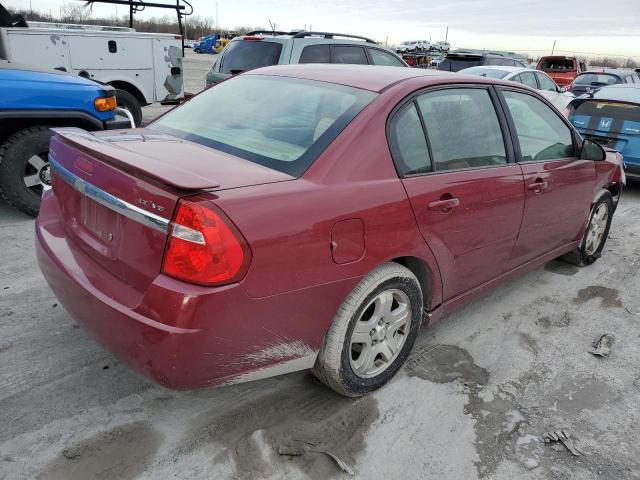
[585, 203, 609, 256]
[349, 289, 411, 378]
[23, 153, 50, 195]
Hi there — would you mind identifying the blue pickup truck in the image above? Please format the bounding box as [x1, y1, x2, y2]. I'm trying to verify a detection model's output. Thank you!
[0, 61, 131, 215]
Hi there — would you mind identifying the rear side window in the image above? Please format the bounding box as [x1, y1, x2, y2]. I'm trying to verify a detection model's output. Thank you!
[368, 48, 405, 67]
[391, 103, 431, 175]
[484, 57, 508, 66]
[416, 88, 507, 171]
[503, 90, 574, 161]
[219, 40, 283, 74]
[331, 46, 368, 64]
[299, 44, 330, 63]
[152, 76, 376, 176]
[574, 73, 619, 86]
[536, 73, 558, 92]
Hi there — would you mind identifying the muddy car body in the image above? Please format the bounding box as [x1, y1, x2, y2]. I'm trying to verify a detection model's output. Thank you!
[36, 65, 625, 396]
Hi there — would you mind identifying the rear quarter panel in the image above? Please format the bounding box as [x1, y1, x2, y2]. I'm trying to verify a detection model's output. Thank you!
[213, 85, 444, 307]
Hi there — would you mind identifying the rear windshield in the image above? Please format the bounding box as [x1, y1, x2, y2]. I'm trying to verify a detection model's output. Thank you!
[539, 58, 575, 72]
[573, 100, 640, 123]
[574, 73, 619, 86]
[152, 76, 376, 176]
[218, 40, 283, 74]
[459, 67, 509, 79]
[438, 57, 482, 72]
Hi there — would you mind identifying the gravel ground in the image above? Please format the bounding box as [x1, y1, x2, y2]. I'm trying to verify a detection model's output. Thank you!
[1, 52, 639, 480]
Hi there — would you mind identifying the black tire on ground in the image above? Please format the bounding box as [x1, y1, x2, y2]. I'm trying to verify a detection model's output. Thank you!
[562, 191, 614, 266]
[114, 88, 142, 127]
[313, 262, 423, 397]
[0, 125, 52, 217]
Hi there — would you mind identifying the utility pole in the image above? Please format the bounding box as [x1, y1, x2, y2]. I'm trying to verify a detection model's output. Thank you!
[551, 40, 556, 55]
[216, 2, 219, 32]
[445, 26, 448, 42]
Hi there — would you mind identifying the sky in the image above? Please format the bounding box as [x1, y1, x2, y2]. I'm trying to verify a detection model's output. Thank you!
[8, 0, 640, 59]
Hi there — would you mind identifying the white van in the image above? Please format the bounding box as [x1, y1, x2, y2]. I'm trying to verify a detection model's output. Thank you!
[0, 21, 184, 126]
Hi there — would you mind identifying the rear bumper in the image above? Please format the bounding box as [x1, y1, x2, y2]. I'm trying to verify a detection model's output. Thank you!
[36, 192, 355, 389]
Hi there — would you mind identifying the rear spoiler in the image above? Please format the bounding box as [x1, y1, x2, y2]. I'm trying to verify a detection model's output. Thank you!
[50, 128, 220, 190]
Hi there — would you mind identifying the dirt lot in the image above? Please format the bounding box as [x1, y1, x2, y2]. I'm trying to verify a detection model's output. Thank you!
[1, 52, 640, 480]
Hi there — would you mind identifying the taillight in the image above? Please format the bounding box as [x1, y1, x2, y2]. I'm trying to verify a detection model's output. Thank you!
[162, 197, 251, 286]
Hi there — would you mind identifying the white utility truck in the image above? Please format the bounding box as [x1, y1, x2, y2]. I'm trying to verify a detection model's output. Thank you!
[0, 20, 184, 126]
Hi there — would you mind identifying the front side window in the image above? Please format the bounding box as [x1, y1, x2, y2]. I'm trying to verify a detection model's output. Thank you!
[391, 103, 431, 175]
[331, 46, 368, 65]
[368, 48, 405, 67]
[152, 76, 376, 176]
[536, 73, 558, 92]
[299, 44, 330, 63]
[416, 88, 507, 171]
[503, 90, 575, 162]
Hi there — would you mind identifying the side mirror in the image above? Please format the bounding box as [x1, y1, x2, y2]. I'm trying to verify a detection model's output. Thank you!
[558, 86, 567, 93]
[580, 138, 606, 161]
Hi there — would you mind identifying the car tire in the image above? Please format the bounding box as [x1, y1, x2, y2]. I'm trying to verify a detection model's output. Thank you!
[114, 89, 142, 127]
[0, 125, 52, 217]
[562, 191, 614, 266]
[313, 262, 423, 397]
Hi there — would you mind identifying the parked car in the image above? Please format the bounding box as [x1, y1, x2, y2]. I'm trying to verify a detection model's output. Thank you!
[206, 30, 406, 87]
[396, 40, 420, 53]
[569, 69, 640, 96]
[433, 40, 450, 52]
[536, 55, 587, 87]
[37, 65, 624, 397]
[458, 66, 575, 110]
[568, 84, 640, 180]
[437, 52, 527, 72]
[0, 61, 132, 216]
[193, 34, 220, 54]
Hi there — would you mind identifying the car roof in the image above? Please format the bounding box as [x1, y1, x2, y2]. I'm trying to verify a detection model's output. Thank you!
[245, 64, 515, 93]
[463, 66, 535, 73]
[579, 69, 637, 76]
[583, 84, 640, 104]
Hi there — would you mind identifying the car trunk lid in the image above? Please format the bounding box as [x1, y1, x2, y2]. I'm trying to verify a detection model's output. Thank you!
[49, 128, 293, 293]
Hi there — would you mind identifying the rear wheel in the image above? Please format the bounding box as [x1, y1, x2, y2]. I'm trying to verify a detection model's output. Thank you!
[114, 89, 142, 127]
[562, 192, 614, 266]
[313, 263, 423, 397]
[0, 126, 52, 216]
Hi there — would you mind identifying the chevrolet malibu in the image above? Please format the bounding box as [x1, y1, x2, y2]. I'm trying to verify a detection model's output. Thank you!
[36, 65, 625, 397]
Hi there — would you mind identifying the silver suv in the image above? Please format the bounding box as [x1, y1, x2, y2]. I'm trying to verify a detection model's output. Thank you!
[205, 30, 407, 87]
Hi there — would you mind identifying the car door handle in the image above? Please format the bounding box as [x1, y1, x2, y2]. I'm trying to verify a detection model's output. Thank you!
[428, 197, 460, 212]
[528, 180, 548, 192]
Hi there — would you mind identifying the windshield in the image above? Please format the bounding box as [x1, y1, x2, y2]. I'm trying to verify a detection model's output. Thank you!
[219, 40, 283, 74]
[152, 76, 376, 176]
[574, 73, 619, 86]
[459, 67, 509, 79]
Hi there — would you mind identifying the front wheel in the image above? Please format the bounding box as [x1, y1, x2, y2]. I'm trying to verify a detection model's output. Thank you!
[114, 89, 142, 127]
[0, 126, 52, 216]
[562, 192, 614, 266]
[313, 263, 423, 397]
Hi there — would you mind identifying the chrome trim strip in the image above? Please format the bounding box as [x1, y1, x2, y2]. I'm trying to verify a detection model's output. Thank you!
[49, 156, 169, 233]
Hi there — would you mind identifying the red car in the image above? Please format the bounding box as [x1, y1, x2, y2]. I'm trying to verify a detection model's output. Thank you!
[36, 65, 625, 397]
[536, 55, 587, 87]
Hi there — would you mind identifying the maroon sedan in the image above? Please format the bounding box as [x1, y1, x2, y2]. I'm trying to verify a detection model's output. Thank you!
[36, 65, 625, 397]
